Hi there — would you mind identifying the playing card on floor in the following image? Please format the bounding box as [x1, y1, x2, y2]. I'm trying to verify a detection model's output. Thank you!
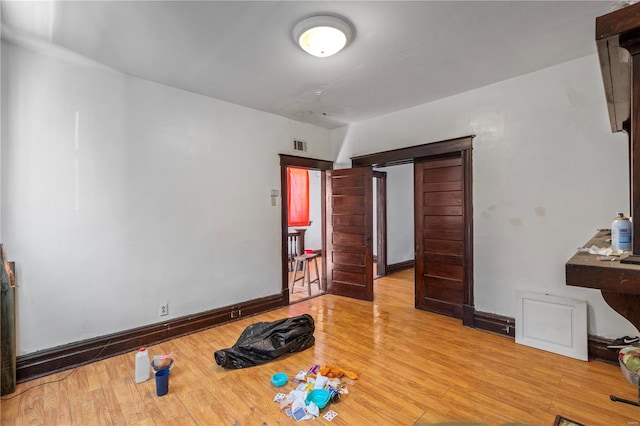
[323, 410, 338, 421]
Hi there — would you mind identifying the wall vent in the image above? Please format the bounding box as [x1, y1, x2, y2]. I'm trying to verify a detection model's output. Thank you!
[293, 140, 307, 152]
[515, 291, 588, 361]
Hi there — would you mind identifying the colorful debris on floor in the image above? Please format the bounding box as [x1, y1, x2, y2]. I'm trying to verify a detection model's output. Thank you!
[272, 364, 356, 421]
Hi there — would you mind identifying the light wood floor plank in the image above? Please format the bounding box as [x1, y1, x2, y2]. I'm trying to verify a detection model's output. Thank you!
[16, 377, 45, 425]
[2, 269, 640, 425]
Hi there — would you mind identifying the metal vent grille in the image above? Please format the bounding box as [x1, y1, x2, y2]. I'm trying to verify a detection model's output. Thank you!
[293, 140, 307, 152]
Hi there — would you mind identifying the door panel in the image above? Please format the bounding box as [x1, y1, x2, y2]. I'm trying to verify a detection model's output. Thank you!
[333, 173, 366, 189]
[415, 155, 466, 318]
[424, 165, 462, 182]
[333, 214, 365, 226]
[333, 195, 366, 211]
[333, 232, 365, 246]
[333, 251, 365, 266]
[423, 205, 463, 216]
[423, 215, 463, 230]
[424, 261, 464, 280]
[423, 181, 462, 192]
[326, 168, 373, 301]
[333, 270, 366, 285]
[422, 157, 463, 169]
[424, 239, 464, 255]
[423, 253, 463, 266]
[425, 276, 463, 302]
[422, 229, 463, 241]
[423, 191, 463, 206]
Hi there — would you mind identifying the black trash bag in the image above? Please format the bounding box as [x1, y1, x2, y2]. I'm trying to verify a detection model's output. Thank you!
[214, 314, 315, 369]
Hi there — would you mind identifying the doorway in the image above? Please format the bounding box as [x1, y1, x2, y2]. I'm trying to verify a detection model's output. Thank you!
[373, 171, 387, 279]
[350, 136, 475, 325]
[280, 135, 474, 325]
[279, 155, 333, 305]
[372, 164, 415, 278]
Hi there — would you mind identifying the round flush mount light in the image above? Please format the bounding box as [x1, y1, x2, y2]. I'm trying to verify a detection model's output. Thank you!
[293, 15, 353, 58]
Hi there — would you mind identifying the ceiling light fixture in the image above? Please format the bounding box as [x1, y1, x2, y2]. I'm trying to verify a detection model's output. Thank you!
[293, 15, 353, 58]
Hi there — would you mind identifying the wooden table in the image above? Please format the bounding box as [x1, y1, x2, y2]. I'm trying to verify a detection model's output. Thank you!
[566, 230, 640, 332]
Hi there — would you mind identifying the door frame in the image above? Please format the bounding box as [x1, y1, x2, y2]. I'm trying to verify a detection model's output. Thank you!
[279, 154, 333, 305]
[373, 170, 387, 278]
[351, 135, 475, 326]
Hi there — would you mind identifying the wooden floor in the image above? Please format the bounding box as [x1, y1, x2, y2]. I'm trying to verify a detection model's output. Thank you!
[3, 269, 640, 425]
[289, 256, 324, 304]
[289, 255, 380, 304]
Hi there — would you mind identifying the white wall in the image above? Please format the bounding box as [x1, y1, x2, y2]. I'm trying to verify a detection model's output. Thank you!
[332, 55, 636, 338]
[4, 34, 637, 356]
[305, 170, 322, 250]
[1, 39, 332, 354]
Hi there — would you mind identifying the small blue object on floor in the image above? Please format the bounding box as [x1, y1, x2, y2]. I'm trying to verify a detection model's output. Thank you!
[155, 369, 170, 396]
[271, 372, 288, 387]
[306, 389, 331, 409]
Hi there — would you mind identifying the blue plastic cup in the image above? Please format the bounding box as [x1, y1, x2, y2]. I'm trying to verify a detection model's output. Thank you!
[155, 369, 170, 396]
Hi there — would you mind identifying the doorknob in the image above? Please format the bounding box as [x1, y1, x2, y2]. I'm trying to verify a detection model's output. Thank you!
[365, 236, 371, 247]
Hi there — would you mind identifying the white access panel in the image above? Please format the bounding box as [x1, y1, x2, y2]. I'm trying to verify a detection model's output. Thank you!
[515, 291, 588, 361]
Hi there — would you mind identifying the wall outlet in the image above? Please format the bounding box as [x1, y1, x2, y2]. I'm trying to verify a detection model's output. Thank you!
[159, 303, 169, 317]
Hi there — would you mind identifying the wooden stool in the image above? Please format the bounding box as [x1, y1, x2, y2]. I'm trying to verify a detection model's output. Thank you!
[291, 253, 321, 296]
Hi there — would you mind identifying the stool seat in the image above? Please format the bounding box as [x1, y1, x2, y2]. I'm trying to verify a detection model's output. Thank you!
[295, 253, 318, 262]
[291, 253, 322, 296]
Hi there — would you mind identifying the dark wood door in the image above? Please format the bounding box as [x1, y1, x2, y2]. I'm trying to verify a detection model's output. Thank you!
[415, 155, 465, 318]
[325, 168, 374, 301]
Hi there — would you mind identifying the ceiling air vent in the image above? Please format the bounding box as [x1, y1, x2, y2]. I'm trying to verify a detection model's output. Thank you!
[293, 140, 307, 152]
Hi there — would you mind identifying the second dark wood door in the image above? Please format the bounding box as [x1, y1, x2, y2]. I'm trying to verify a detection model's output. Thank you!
[325, 167, 374, 301]
[414, 155, 465, 318]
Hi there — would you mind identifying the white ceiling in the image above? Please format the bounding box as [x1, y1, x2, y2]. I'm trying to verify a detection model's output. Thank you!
[1, 1, 617, 129]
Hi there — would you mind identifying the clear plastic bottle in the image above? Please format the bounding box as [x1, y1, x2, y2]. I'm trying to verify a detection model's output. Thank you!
[135, 347, 150, 383]
[612, 212, 633, 252]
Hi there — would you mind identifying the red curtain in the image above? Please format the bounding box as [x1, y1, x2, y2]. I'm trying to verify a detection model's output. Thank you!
[287, 167, 309, 227]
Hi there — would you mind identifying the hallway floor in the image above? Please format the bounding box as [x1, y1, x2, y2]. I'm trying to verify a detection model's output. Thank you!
[289, 255, 324, 303]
